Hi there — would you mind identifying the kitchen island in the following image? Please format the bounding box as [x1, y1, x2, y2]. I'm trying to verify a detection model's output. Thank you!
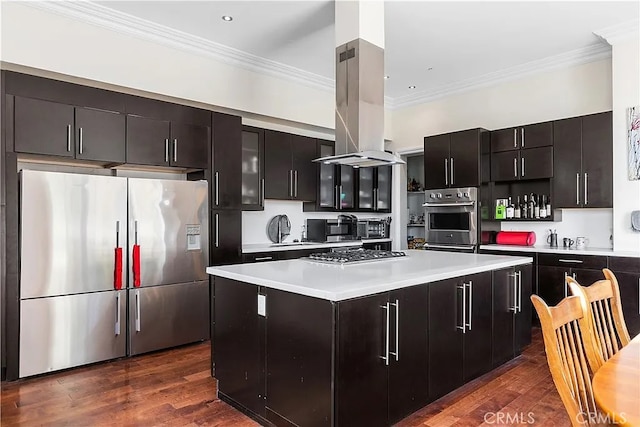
[207, 250, 533, 427]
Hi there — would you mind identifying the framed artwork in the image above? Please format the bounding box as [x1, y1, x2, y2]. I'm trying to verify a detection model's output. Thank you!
[628, 106, 640, 180]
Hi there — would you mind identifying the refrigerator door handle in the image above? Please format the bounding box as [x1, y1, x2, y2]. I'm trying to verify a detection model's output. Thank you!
[114, 221, 123, 290]
[132, 220, 141, 288]
[115, 293, 121, 336]
[135, 291, 141, 332]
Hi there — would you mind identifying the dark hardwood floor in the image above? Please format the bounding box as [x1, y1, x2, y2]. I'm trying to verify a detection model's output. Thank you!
[1, 329, 569, 426]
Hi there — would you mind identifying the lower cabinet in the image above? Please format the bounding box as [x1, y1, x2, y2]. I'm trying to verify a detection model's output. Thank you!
[429, 272, 492, 400]
[609, 256, 640, 337]
[211, 210, 242, 265]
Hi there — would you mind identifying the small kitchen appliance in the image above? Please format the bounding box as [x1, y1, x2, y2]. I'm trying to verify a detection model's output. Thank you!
[306, 215, 359, 242]
[357, 217, 390, 239]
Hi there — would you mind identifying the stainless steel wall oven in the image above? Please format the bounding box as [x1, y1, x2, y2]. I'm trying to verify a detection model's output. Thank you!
[422, 187, 478, 252]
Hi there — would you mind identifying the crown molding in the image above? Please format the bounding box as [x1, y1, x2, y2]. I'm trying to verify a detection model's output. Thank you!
[26, 1, 335, 93]
[387, 43, 612, 110]
[594, 20, 640, 45]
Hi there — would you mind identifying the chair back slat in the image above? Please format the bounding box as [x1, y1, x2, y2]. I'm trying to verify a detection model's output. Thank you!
[532, 295, 604, 427]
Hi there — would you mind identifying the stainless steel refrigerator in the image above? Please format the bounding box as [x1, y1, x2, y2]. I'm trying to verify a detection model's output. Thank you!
[19, 170, 209, 378]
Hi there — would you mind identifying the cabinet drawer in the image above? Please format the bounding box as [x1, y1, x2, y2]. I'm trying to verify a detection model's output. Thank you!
[537, 253, 607, 270]
[242, 252, 280, 263]
[608, 256, 640, 274]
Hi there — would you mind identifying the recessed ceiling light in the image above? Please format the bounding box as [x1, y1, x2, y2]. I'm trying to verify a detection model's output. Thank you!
[384, 75, 390, 79]
[408, 85, 416, 89]
[427, 67, 433, 71]
[222, 15, 233, 22]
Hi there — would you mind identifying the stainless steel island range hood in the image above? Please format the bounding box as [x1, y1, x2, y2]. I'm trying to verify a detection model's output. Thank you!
[314, 2, 404, 168]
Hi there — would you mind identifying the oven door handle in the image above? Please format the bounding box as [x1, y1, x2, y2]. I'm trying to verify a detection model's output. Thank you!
[422, 202, 475, 207]
[423, 244, 476, 251]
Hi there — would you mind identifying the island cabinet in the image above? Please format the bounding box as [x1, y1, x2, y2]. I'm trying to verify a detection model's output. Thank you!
[428, 272, 492, 400]
[492, 264, 533, 367]
[608, 256, 640, 337]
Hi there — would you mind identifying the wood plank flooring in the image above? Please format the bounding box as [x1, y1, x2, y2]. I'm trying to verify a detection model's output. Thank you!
[1, 329, 570, 426]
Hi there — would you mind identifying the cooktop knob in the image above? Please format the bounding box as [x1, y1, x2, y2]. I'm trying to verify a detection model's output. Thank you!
[463, 192, 470, 198]
[436, 193, 442, 199]
[430, 193, 436, 199]
[456, 192, 462, 198]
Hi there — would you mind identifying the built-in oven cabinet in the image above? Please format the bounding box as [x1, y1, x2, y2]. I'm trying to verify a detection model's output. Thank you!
[424, 129, 487, 190]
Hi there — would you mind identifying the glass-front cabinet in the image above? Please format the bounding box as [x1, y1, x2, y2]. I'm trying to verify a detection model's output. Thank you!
[317, 140, 355, 210]
[241, 126, 264, 210]
[357, 166, 391, 212]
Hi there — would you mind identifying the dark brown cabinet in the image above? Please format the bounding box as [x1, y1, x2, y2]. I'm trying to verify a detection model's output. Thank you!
[171, 122, 209, 169]
[491, 147, 553, 182]
[264, 130, 316, 202]
[126, 115, 171, 166]
[313, 139, 355, 211]
[609, 256, 640, 337]
[211, 210, 242, 266]
[424, 129, 486, 190]
[241, 126, 265, 210]
[14, 96, 125, 163]
[429, 272, 492, 400]
[537, 254, 608, 306]
[212, 113, 241, 210]
[491, 122, 552, 152]
[357, 166, 392, 212]
[553, 112, 612, 208]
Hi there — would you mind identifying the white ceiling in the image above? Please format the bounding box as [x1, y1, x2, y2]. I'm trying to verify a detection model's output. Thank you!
[94, 1, 637, 102]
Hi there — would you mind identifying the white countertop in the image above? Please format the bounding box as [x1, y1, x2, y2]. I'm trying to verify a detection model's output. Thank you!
[207, 250, 532, 301]
[242, 239, 392, 254]
[480, 244, 640, 258]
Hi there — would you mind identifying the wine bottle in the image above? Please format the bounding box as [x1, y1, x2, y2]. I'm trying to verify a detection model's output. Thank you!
[522, 195, 528, 219]
[514, 196, 521, 219]
[506, 197, 514, 219]
[546, 196, 552, 217]
[540, 195, 547, 218]
[534, 194, 540, 219]
[528, 193, 535, 219]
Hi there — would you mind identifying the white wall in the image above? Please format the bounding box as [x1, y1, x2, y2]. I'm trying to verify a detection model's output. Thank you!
[391, 59, 612, 151]
[611, 38, 640, 252]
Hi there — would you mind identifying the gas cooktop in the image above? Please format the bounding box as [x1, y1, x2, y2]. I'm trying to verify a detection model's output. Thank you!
[307, 248, 406, 264]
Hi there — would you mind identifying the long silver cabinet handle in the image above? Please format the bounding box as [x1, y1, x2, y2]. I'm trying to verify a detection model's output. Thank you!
[260, 179, 265, 206]
[79, 127, 84, 154]
[215, 213, 219, 248]
[115, 293, 121, 336]
[513, 158, 518, 178]
[135, 291, 141, 332]
[457, 284, 466, 333]
[516, 272, 522, 313]
[521, 128, 525, 148]
[165, 139, 170, 162]
[584, 173, 588, 205]
[513, 128, 517, 148]
[173, 139, 178, 162]
[466, 281, 473, 331]
[67, 125, 72, 152]
[335, 185, 339, 209]
[389, 299, 399, 361]
[444, 158, 448, 186]
[558, 259, 583, 264]
[380, 303, 390, 366]
[563, 272, 568, 298]
[289, 170, 293, 197]
[508, 273, 518, 312]
[215, 172, 220, 206]
[521, 157, 525, 177]
[576, 173, 580, 205]
[450, 157, 454, 185]
[339, 185, 343, 209]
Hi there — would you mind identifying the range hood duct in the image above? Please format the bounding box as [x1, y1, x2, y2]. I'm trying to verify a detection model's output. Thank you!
[313, 39, 405, 167]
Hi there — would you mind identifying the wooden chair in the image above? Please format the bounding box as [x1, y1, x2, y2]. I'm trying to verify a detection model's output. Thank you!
[531, 294, 604, 426]
[567, 268, 631, 364]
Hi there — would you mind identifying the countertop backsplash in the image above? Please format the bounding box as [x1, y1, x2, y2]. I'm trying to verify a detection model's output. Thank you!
[242, 200, 390, 245]
[499, 208, 613, 249]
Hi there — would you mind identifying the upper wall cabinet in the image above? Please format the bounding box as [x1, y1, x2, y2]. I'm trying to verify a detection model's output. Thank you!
[211, 113, 242, 210]
[241, 126, 265, 211]
[264, 130, 316, 202]
[490, 122, 553, 182]
[14, 96, 125, 163]
[424, 128, 487, 190]
[553, 112, 612, 208]
[358, 166, 392, 212]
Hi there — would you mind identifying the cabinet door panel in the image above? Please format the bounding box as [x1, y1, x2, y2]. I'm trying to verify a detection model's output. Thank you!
[126, 115, 170, 166]
[14, 97, 75, 157]
[170, 122, 209, 169]
[265, 130, 292, 200]
[213, 113, 242, 209]
[616, 272, 640, 337]
[291, 134, 317, 202]
[214, 278, 263, 416]
[317, 141, 337, 208]
[572, 268, 605, 288]
[211, 210, 241, 266]
[358, 167, 375, 210]
[521, 122, 552, 149]
[582, 112, 612, 208]
[339, 166, 355, 210]
[491, 151, 519, 182]
[553, 117, 582, 208]
[428, 279, 463, 399]
[537, 265, 568, 306]
[241, 126, 264, 210]
[450, 129, 480, 188]
[388, 285, 429, 423]
[266, 289, 332, 427]
[515, 264, 533, 353]
[376, 166, 392, 211]
[336, 293, 389, 427]
[491, 128, 519, 152]
[492, 268, 515, 366]
[463, 272, 492, 381]
[424, 135, 450, 189]
[520, 146, 553, 180]
[75, 107, 126, 163]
